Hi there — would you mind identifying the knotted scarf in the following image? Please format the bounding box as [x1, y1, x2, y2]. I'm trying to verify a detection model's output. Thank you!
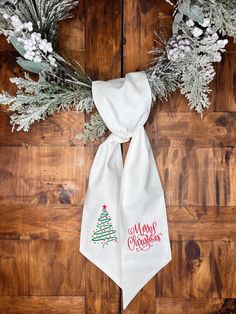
[80, 71, 171, 309]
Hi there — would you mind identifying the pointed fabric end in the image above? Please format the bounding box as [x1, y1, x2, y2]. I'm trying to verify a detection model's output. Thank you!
[122, 256, 172, 310]
[122, 282, 146, 309]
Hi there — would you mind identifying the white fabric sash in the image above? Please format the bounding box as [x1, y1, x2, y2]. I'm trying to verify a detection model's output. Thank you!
[80, 71, 171, 309]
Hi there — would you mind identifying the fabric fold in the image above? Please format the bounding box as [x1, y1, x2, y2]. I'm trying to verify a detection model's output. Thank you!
[80, 71, 172, 309]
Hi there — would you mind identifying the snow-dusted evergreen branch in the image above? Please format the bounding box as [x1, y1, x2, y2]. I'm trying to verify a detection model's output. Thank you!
[197, 0, 236, 40]
[0, 73, 93, 131]
[83, 113, 107, 144]
[146, 55, 180, 102]
[0, 0, 79, 42]
[0, 0, 100, 142]
[179, 54, 215, 113]
[147, 0, 230, 113]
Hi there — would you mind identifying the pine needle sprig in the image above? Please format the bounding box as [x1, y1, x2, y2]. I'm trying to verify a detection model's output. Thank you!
[146, 54, 180, 102]
[0, 73, 93, 132]
[178, 54, 215, 113]
[196, 0, 236, 40]
[83, 113, 107, 144]
[50, 52, 92, 89]
[0, 0, 79, 43]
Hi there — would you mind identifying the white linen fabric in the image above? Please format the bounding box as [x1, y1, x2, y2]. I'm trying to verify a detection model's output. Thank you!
[80, 71, 172, 309]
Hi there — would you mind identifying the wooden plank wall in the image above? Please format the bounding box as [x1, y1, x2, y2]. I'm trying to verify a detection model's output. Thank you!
[0, 1, 235, 313]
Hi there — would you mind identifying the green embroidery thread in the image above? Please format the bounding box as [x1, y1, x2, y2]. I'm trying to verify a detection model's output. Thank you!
[92, 204, 118, 247]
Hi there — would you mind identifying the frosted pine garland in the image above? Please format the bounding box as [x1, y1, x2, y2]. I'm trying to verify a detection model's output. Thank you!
[147, 0, 232, 114]
[0, 0, 235, 141]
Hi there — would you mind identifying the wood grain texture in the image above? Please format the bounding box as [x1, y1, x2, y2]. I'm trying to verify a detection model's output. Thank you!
[0, 2, 87, 313]
[84, 1, 122, 313]
[0, 52, 23, 93]
[29, 239, 85, 296]
[0, 146, 86, 206]
[157, 239, 235, 300]
[0, 111, 84, 146]
[0, 205, 81, 240]
[0, 240, 29, 296]
[85, 262, 120, 314]
[0, 296, 85, 314]
[167, 205, 236, 222]
[168, 222, 236, 241]
[123, 0, 159, 73]
[212, 240, 236, 298]
[84, 0, 122, 80]
[156, 241, 214, 298]
[216, 53, 236, 112]
[0, 0, 236, 313]
[156, 298, 236, 314]
[153, 112, 236, 148]
[157, 147, 235, 207]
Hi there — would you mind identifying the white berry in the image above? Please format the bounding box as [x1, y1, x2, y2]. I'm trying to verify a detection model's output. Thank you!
[201, 18, 210, 28]
[192, 27, 203, 38]
[186, 19, 195, 27]
[3, 13, 9, 20]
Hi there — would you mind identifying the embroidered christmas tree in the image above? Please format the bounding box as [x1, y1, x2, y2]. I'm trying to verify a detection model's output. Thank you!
[91, 204, 118, 247]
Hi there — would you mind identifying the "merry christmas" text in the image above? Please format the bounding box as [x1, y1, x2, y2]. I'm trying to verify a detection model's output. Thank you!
[127, 221, 162, 252]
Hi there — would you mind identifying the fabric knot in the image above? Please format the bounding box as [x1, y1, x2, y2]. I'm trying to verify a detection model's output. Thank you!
[106, 127, 143, 145]
[92, 72, 152, 138]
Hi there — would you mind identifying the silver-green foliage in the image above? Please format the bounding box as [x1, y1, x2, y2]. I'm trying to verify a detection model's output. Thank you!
[197, 0, 236, 40]
[83, 113, 107, 144]
[179, 54, 215, 113]
[0, 0, 105, 141]
[145, 55, 180, 102]
[148, 0, 233, 114]
[0, 0, 79, 43]
[172, 0, 204, 33]
[0, 0, 236, 142]
[0, 73, 93, 131]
